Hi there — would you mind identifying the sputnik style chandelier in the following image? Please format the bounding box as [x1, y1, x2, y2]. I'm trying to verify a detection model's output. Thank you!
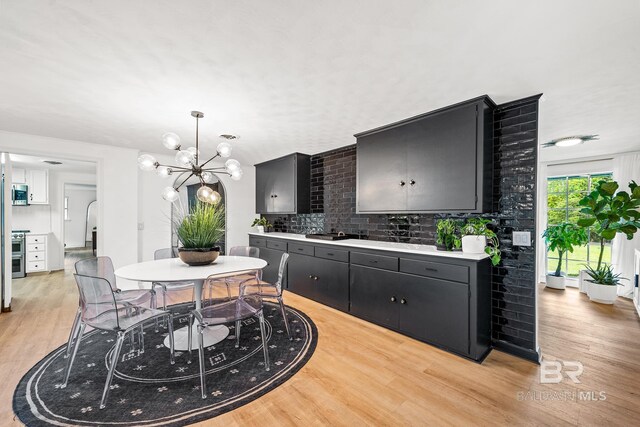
[137, 111, 243, 204]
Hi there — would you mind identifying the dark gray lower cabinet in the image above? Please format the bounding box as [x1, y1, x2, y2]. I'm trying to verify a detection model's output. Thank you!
[397, 274, 469, 355]
[250, 235, 491, 362]
[288, 253, 349, 312]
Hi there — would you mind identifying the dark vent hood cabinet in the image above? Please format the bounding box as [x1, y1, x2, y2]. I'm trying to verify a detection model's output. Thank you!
[255, 153, 311, 214]
[355, 96, 495, 213]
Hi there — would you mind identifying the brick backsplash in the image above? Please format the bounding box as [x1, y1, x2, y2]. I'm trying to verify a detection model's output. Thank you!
[263, 95, 541, 359]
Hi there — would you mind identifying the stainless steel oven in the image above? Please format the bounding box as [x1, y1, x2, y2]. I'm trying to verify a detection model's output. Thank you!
[11, 232, 25, 279]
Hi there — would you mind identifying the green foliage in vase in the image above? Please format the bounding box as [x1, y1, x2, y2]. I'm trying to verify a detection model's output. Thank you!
[461, 218, 502, 267]
[542, 222, 588, 277]
[436, 219, 462, 251]
[173, 201, 225, 249]
[577, 180, 640, 283]
[584, 264, 625, 286]
[251, 217, 272, 229]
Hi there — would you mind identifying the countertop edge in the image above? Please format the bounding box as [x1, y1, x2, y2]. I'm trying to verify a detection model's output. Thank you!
[248, 232, 490, 261]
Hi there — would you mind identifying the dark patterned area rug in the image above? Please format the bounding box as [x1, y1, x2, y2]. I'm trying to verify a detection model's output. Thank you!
[13, 302, 317, 426]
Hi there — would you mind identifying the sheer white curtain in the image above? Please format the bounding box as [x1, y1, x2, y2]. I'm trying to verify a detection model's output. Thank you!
[612, 153, 640, 298]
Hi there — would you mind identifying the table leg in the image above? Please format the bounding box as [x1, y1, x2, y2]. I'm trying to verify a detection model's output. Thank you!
[163, 279, 230, 351]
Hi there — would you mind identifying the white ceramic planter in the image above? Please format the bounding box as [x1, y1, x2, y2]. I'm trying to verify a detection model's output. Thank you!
[256, 225, 265, 234]
[546, 274, 566, 289]
[578, 269, 590, 294]
[588, 282, 618, 304]
[461, 235, 487, 254]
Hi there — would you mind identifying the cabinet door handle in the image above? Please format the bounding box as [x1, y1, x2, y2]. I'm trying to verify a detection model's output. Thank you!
[313, 276, 318, 281]
[308, 275, 313, 279]
[369, 260, 378, 264]
[326, 253, 334, 256]
[297, 248, 304, 251]
[409, 179, 416, 186]
[424, 267, 438, 272]
[273, 194, 278, 198]
[390, 296, 397, 302]
[400, 298, 407, 305]
[399, 181, 406, 187]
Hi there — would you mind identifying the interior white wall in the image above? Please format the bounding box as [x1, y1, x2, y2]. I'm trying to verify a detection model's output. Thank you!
[63, 187, 96, 248]
[2, 154, 13, 309]
[0, 131, 139, 269]
[11, 204, 51, 233]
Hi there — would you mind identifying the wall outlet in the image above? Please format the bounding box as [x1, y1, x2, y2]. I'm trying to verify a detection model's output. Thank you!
[513, 231, 531, 246]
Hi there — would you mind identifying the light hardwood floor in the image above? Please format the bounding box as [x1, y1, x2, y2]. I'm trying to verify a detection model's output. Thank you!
[1, 267, 639, 426]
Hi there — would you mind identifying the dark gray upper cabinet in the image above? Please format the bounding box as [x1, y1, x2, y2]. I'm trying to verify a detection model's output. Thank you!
[355, 96, 495, 213]
[255, 153, 311, 214]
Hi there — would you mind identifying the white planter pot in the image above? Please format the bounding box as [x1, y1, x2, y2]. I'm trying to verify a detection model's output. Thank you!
[255, 225, 265, 234]
[578, 269, 590, 294]
[545, 274, 566, 290]
[588, 282, 618, 304]
[461, 235, 487, 254]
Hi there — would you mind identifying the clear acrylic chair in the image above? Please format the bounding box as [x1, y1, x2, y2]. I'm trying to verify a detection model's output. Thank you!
[204, 246, 260, 303]
[65, 257, 156, 360]
[63, 273, 175, 409]
[239, 252, 291, 339]
[151, 248, 196, 328]
[188, 273, 269, 399]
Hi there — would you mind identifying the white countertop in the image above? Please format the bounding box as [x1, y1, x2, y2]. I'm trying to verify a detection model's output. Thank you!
[248, 232, 489, 261]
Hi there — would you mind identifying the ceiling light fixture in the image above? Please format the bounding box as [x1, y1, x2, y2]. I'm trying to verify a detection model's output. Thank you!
[42, 160, 63, 165]
[543, 135, 599, 148]
[138, 111, 243, 203]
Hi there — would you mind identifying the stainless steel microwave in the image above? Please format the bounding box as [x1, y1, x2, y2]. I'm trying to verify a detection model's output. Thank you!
[11, 184, 29, 206]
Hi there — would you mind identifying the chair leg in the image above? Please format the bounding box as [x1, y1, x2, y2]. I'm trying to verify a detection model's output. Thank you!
[62, 322, 86, 387]
[257, 310, 270, 371]
[162, 287, 168, 328]
[64, 309, 82, 358]
[187, 314, 194, 363]
[100, 331, 125, 409]
[152, 284, 159, 332]
[167, 314, 175, 365]
[139, 324, 145, 353]
[197, 324, 207, 399]
[277, 296, 292, 340]
[235, 319, 241, 348]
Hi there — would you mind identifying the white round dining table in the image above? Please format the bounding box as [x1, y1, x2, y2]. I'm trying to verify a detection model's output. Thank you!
[114, 256, 267, 351]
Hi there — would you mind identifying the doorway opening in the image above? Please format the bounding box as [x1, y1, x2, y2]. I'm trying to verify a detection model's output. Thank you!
[63, 183, 97, 270]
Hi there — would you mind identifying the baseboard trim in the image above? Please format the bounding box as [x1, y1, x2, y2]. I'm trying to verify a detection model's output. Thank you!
[492, 340, 540, 364]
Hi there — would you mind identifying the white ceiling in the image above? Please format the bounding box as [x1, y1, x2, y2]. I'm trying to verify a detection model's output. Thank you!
[1, 0, 639, 164]
[10, 153, 96, 174]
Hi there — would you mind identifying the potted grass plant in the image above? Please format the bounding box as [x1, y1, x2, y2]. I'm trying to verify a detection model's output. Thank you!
[577, 180, 640, 303]
[460, 218, 501, 266]
[542, 222, 588, 290]
[173, 201, 225, 266]
[436, 218, 462, 251]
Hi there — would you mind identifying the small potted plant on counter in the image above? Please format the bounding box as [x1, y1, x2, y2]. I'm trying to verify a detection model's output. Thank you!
[542, 222, 588, 290]
[577, 180, 640, 303]
[251, 217, 272, 233]
[173, 201, 225, 266]
[460, 218, 501, 266]
[436, 219, 462, 251]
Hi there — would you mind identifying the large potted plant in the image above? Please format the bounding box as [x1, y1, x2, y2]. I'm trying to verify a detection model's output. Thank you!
[542, 223, 588, 290]
[173, 201, 225, 266]
[436, 218, 462, 251]
[460, 218, 501, 266]
[577, 180, 640, 303]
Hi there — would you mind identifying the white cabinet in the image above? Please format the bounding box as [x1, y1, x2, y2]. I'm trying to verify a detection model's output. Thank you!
[12, 167, 27, 184]
[26, 234, 48, 273]
[27, 169, 49, 204]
